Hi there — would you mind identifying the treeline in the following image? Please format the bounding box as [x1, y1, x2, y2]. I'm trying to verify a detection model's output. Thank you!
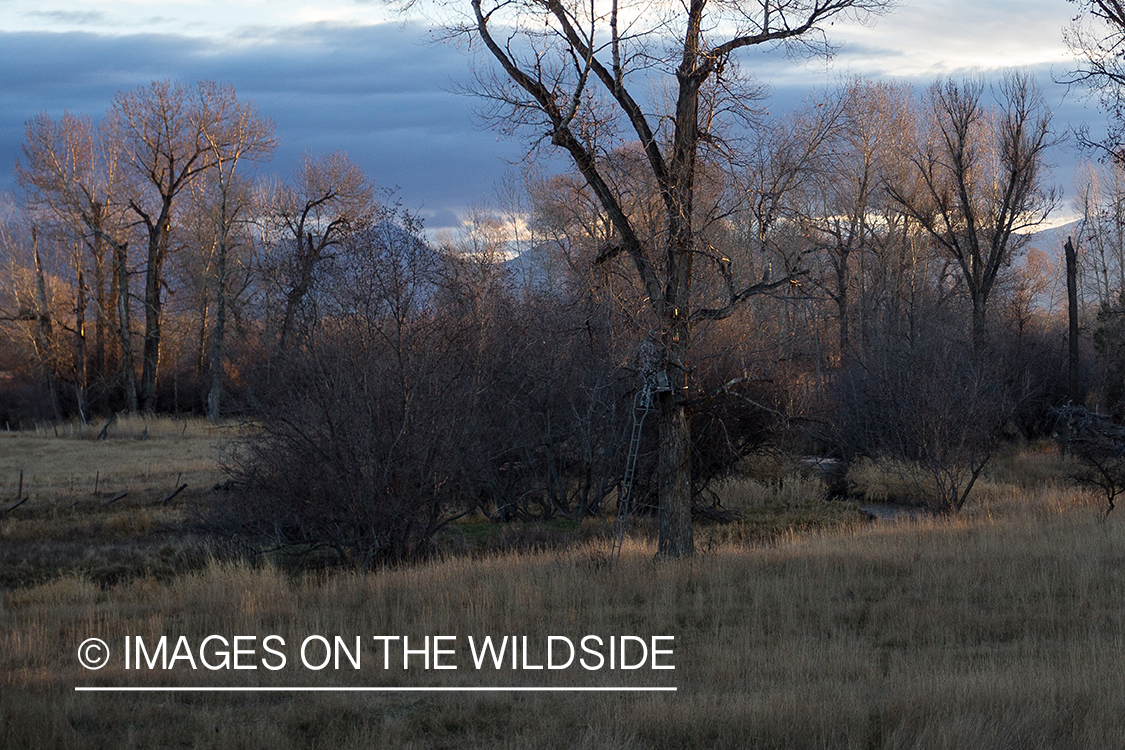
[5, 74, 1125, 560]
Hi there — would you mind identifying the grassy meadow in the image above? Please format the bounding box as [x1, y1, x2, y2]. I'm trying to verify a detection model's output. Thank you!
[3, 420, 1125, 748]
[0, 416, 234, 588]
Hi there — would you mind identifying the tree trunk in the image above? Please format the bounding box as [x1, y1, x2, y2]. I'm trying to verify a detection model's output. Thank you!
[277, 232, 318, 354]
[207, 237, 228, 423]
[139, 207, 171, 413]
[971, 293, 987, 353]
[656, 380, 693, 557]
[656, 256, 694, 557]
[139, 247, 163, 413]
[835, 249, 850, 359]
[197, 296, 211, 381]
[114, 241, 139, 414]
[650, 17, 705, 557]
[74, 262, 88, 423]
[32, 229, 63, 421]
[1066, 236, 1082, 405]
[87, 202, 110, 390]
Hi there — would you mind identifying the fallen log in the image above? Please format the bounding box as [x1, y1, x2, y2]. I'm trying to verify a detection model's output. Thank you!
[160, 484, 189, 505]
[103, 491, 128, 506]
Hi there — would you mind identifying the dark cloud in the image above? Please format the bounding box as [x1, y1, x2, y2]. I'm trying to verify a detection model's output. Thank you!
[0, 23, 524, 229]
[0, 18, 1109, 227]
[763, 59, 1104, 213]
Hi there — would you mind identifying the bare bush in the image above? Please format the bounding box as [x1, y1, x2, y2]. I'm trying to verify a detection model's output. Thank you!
[216, 216, 475, 565]
[215, 215, 640, 562]
[833, 324, 1014, 513]
[1055, 404, 1125, 516]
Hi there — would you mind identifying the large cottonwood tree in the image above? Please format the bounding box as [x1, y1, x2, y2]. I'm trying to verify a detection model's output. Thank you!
[444, 0, 893, 556]
[112, 80, 272, 412]
[17, 112, 139, 412]
[888, 75, 1057, 350]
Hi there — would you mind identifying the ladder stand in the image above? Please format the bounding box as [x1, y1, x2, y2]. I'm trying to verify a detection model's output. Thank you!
[611, 371, 668, 566]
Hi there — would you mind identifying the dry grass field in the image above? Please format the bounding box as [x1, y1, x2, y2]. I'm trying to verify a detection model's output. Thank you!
[0, 416, 233, 587]
[3, 423, 1124, 748]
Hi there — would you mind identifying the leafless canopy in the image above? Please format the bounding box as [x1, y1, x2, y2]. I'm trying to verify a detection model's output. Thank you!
[447, 0, 890, 314]
[887, 74, 1058, 348]
[1064, 0, 1125, 162]
[431, 0, 895, 556]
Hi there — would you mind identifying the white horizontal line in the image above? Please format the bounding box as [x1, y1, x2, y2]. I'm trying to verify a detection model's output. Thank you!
[75, 686, 676, 692]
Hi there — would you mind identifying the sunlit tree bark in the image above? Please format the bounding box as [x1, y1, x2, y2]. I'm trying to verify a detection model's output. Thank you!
[111, 80, 270, 412]
[17, 111, 136, 412]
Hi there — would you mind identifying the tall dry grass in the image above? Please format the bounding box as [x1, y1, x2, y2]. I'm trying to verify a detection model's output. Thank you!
[846, 442, 1089, 510]
[4, 477, 1124, 748]
[4, 435, 1121, 747]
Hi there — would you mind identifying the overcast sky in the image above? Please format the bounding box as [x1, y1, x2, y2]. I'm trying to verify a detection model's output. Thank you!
[0, 0, 1101, 229]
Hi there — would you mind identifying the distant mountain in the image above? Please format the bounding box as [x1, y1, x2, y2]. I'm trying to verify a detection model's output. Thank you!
[502, 242, 575, 296]
[1021, 220, 1083, 262]
[326, 219, 447, 306]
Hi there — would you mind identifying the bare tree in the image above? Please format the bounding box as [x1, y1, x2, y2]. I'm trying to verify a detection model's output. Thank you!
[111, 80, 267, 412]
[732, 94, 844, 370]
[30, 228, 63, 420]
[17, 111, 138, 412]
[0, 220, 58, 418]
[260, 152, 374, 354]
[1074, 161, 1125, 307]
[1091, 288, 1125, 417]
[802, 78, 914, 358]
[1064, 0, 1125, 163]
[196, 106, 275, 421]
[888, 74, 1057, 350]
[444, 0, 894, 556]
